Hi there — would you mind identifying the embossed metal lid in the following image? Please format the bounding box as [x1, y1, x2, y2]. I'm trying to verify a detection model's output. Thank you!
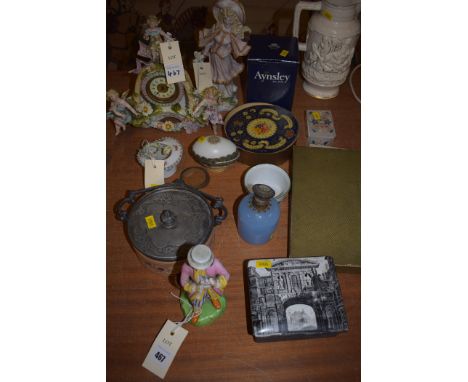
[125, 183, 215, 262]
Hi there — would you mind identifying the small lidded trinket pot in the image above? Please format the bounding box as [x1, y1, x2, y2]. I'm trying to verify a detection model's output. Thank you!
[137, 137, 183, 178]
[191, 135, 239, 172]
[237, 184, 280, 245]
[179, 244, 230, 326]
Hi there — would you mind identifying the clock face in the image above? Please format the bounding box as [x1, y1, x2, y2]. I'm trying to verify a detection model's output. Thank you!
[141, 70, 183, 105]
[149, 77, 176, 100]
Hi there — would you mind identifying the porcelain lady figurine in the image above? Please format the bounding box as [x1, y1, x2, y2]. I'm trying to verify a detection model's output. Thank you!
[198, 0, 251, 110]
[179, 244, 230, 325]
[106, 89, 139, 135]
[144, 14, 174, 63]
[193, 86, 224, 135]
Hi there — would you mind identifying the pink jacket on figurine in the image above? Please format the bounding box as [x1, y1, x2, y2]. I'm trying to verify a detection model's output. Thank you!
[180, 258, 230, 296]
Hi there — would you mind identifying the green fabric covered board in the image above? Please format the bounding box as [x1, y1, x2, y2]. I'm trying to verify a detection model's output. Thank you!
[289, 146, 361, 267]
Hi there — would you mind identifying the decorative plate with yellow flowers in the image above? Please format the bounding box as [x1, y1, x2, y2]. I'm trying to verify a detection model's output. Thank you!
[224, 103, 298, 154]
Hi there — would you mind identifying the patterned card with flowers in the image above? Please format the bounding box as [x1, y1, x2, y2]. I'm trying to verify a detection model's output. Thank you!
[306, 110, 336, 147]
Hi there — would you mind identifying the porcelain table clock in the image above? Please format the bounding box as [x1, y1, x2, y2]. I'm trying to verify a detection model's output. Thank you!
[106, 15, 207, 135]
[130, 63, 199, 132]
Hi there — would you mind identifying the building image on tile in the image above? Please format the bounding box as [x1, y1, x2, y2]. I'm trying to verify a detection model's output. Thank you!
[247, 257, 348, 340]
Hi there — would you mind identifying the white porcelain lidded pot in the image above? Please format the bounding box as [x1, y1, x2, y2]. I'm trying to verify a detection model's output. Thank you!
[191, 135, 240, 171]
[157, 137, 183, 177]
[136, 137, 183, 178]
[293, 0, 360, 99]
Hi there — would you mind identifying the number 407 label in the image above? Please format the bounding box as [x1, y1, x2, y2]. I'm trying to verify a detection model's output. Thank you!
[160, 41, 186, 84]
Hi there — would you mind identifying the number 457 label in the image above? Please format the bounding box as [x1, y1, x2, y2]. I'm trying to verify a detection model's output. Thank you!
[160, 41, 186, 84]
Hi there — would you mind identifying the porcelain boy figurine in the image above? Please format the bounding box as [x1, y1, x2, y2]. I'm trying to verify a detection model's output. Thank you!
[198, 0, 251, 110]
[106, 89, 139, 135]
[179, 244, 230, 325]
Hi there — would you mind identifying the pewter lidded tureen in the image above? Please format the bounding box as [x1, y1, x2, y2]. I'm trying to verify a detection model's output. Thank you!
[116, 180, 227, 264]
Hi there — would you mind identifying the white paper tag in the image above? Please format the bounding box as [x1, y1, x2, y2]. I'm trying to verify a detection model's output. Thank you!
[193, 61, 213, 92]
[144, 159, 165, 188]
[160, 41, 186, 84]
[142, 320, 188, 379]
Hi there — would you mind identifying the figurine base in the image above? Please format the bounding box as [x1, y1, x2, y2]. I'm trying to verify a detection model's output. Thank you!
[214, 82, 239, 112]
[179, 291, 227, 327]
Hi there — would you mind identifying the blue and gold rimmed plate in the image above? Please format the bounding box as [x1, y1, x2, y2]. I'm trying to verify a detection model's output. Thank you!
[224, 103, 299, 154]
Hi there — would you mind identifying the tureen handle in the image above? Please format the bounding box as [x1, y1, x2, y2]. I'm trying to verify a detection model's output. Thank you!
[115, 185, 160, 221]
[197, 190, 228, 225]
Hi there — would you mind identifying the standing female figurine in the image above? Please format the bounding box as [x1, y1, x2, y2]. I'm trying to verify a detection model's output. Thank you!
[106, 89, 139, 135]
[144, 14, 173, 63]
[198, 0, 251, 109]
[179, 244, 230, 325]
[192, 86, 224, 135]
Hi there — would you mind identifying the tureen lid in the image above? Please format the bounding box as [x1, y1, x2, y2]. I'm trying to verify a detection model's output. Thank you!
[117, 180, 226, 262]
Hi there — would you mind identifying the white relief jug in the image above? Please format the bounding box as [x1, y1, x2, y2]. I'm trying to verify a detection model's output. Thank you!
[293, 0, 360, 99]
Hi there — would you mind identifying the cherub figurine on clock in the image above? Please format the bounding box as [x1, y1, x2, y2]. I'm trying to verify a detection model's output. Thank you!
[143, 14, 174, 64]
[198, 0, 251, 111]
[179, 244, 230, 326]
[192, 86, 224, 135]
[106, 89, 139, 135]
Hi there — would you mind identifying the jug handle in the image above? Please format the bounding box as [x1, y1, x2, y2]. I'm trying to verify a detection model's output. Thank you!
[293, 1, 322, 52]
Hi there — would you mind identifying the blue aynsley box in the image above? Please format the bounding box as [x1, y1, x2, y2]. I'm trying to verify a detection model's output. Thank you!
[246, 35, 299, 110]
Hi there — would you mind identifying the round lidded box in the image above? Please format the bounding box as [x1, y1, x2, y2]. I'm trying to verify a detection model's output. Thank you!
[191, 135, 239, 171]
[115, 179, 227, 274]
[224, 102, 299, 165]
